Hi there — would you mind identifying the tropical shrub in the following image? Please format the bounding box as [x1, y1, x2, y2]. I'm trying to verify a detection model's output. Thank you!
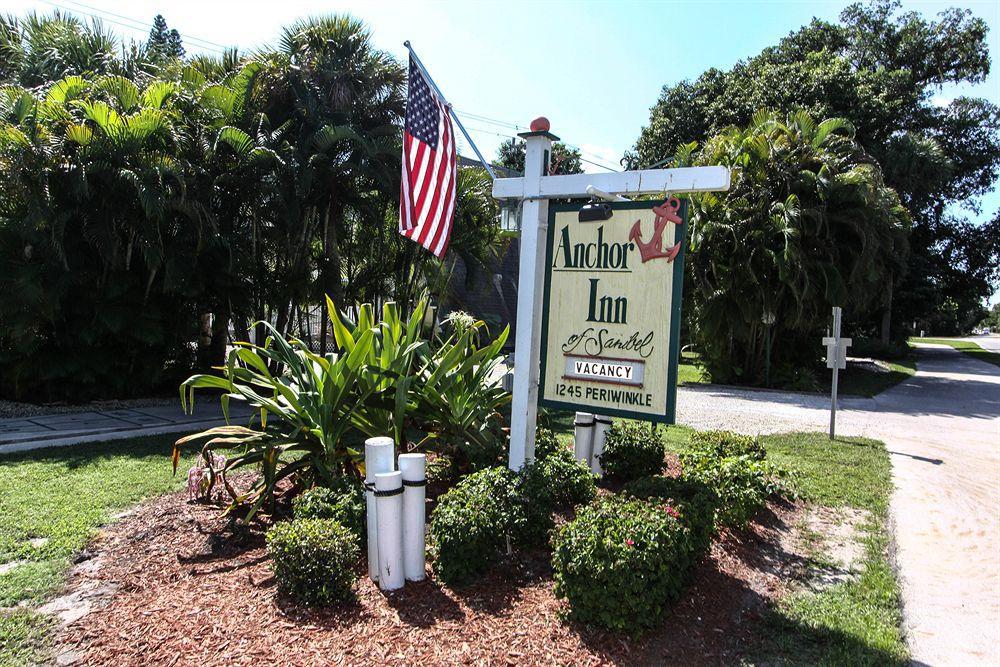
[522, 444, 596, 512]
[689, 430, 765, 460]
[599, 422, 665, 481]
[330, 299, 511, 472]
[551, 496, 697, 632]
[682, 111, 909, 385]
[266, 517, 360, 606]
[293, 479, 366, 543]
[173, 298, 510, 520]
[429, 466, 525, 585]
[680, 432, 790, 529]
[624, 475, 717, 557]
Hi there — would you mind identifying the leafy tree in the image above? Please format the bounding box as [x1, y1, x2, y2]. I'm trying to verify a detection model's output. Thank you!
[684, 111, 908, 386]
[494, 137, 583, 175]
[631, 0, 999, 339]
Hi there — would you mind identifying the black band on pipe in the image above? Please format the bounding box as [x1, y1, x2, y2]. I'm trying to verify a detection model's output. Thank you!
[402, 479, 427, 487]
[374, 486, 404, 497]
[364, 482, 376, 492]
[574, 419, 594, 426]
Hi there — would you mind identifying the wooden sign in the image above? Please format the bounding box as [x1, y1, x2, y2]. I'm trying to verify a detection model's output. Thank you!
[539, 198, 687, 422]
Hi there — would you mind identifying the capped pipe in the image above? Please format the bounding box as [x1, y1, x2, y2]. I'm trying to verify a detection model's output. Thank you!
[374, 470, 405, 591]
[398, 453, 427, 582]
[573, 412, 595, 465]
[364, 437, 394, 581]
[591, 415, 613, 477]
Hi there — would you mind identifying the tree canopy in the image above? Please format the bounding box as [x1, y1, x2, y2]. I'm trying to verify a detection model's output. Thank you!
[631, 0, 999, 336]
[684, 110, 908, 385]
[0, 12, 503, 401]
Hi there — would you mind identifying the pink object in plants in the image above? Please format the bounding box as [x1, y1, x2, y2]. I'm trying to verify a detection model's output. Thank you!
[186, 466, 205, 501]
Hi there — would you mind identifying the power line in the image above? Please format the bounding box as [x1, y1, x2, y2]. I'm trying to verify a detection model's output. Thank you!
[34, 2, 624, 171]
[58, 0, 231, 52]
[39, 0, 230, 55]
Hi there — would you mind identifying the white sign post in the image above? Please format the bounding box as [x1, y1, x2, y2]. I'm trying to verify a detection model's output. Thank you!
[823, 306, 852, 440]
[493, 122, 730, 470]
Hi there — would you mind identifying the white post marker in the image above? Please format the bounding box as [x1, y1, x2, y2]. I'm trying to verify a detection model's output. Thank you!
[824, 306, 852, 440]
[374, 470, 405, 591]
[573, 412, 595, 465]
[364, 436, 394, 581]
[398, 453, 427, 582]
[590, 415, 612, 476]
[493, 119, 730, 470]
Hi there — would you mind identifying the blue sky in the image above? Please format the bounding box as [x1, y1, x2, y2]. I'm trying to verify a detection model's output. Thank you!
[2, 0, 998, 298]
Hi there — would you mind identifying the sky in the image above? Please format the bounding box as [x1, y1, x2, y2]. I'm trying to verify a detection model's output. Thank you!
[2, 0, 998, 298]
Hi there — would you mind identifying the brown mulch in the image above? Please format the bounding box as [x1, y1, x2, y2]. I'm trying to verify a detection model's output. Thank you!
[59, 487, 804, 666]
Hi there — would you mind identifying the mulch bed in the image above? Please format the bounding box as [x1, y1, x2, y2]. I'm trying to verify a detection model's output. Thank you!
[58, 472, 805, 666]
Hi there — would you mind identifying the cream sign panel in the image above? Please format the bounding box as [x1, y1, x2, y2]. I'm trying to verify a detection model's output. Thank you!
[538, 198, 687, 422]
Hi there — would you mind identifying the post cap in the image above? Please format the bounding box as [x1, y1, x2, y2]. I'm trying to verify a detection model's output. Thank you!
[529, 116, 550, 132]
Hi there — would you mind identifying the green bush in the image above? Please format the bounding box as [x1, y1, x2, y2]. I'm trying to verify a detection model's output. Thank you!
[551, 496, 697, 632]
[292, 478, 366, 544]
[599, 422, 665, 481]
[680, 435, 790, 529]
[624, 475, 717, 557]
[429, 467, 526, 585]
[523, 446, 596, 511]
[689, 430, 766, 460]
[533, 427, 562, 460]
[266, 518, 360, 606]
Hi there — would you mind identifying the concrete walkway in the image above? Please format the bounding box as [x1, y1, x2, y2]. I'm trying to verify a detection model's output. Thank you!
[0, 402, 253, 455]
[679, 345, 1000, 666]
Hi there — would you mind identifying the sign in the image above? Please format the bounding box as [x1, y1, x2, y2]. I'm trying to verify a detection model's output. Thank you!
[538, 198, 687, 422]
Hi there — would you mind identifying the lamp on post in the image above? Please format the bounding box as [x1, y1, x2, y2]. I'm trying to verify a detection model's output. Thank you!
[762, 310, 776, 388]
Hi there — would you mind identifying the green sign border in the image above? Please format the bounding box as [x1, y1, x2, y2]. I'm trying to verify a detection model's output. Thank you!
[537, 198, 688, 424]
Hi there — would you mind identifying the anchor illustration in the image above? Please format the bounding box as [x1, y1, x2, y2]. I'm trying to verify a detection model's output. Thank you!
[629, 197, 683, 263]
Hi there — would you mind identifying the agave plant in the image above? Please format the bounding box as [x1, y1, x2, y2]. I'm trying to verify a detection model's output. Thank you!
[173, 296, 511, 517]
[173, 311, 382, 519]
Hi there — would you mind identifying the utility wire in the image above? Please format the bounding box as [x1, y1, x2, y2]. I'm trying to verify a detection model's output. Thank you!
[37, 2, 624, 172]
[39, 0, 230, 55]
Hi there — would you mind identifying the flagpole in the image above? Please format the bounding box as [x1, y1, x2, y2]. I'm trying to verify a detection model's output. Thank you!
[404, 41, 497, 181]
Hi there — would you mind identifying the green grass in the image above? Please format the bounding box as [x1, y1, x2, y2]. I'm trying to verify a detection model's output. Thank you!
[677, 350, 708, 385]
[910, 337, 1000, 367]
[676, 429, 905, 665]
[0, 434, 196, 667]
[836, 357, 916, 398]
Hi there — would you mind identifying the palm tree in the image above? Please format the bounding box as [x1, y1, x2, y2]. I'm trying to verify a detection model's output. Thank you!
[686, 110, 909, 385]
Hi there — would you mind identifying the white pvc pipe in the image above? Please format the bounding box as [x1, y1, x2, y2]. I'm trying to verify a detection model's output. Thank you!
[573, 412, 595, 465]
[364, 436, 394, 581]
[374, 470, 405, 591]
[591, 415, 613, 477]
[398, 453, 427, 582]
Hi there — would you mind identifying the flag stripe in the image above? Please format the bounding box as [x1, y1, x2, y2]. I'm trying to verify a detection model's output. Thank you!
[399, 56, 457, 258]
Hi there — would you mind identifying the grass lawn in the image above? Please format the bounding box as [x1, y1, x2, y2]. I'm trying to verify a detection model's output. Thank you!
[674, 348, 914, 397]
[835, 357, 916, 398]
[677, 350, 707, 384]
[910, 337, 1000, 367]
[665, 426, 906, 664]
[0, 434, 196, 667]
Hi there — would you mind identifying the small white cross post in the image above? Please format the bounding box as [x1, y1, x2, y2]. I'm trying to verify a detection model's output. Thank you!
[823, 306, 852, 440]
[493, 120, 731, 470]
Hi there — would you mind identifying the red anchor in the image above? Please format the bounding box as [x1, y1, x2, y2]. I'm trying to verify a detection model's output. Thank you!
[628, 197, 684, 263]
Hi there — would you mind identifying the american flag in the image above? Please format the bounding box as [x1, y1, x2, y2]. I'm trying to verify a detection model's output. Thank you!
[399, 56, 457, 258]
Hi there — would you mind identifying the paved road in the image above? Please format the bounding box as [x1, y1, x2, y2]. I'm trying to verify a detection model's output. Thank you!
[679, 345, 1000, 665]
